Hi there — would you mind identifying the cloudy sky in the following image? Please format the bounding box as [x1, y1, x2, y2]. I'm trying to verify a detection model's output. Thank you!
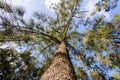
[4, 0, 120, 20]
[5, 0, 61, 18]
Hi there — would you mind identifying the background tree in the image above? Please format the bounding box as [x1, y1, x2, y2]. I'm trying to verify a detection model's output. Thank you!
[0, 48, 42, 80]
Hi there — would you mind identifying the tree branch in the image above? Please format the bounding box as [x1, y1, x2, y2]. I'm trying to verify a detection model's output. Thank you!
[62, 0, 80, 40]
[17, 27, 61, 43]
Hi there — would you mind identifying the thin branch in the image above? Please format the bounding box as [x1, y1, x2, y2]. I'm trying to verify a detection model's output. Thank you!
[67, 42, 80, 55]
[62, 0, 80, 40]
[52, 27, 61, 35]
[41, 43, 53, 52]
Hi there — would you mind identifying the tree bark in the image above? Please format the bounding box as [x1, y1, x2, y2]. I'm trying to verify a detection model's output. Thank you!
[40, 41, 76, 80]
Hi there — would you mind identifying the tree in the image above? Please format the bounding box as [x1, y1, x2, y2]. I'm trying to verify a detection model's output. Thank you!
[40, 41, 76, 80]
[0, 0, 83, 79]
[0, 49, 41, 80]
[83, 12, 120, 80]
[0, 0, 120, 80]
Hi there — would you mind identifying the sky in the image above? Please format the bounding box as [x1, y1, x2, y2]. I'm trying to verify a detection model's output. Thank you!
[5, 0, 61, 18]
[4, 0, 120, 21]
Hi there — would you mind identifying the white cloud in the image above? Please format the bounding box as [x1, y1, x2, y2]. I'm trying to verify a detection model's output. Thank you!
[45, 0, 60, 13]
[45, 0, 60, 9]
[84, 0, 98, 14]
[5, 0, 31, 7]
[25, 0, 31, 4]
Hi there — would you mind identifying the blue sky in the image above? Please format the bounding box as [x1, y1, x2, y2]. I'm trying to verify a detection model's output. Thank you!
[6, 0, 120, 21]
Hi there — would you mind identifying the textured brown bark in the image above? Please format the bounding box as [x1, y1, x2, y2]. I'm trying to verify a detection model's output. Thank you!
[40, 41, 76, 80]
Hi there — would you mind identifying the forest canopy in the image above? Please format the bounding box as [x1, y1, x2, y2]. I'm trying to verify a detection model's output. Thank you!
[0, 0, 120, 80]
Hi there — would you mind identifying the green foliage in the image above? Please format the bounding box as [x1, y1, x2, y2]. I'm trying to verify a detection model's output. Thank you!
[114, 14, 120, 27]
[112, 71, 120, 79]
[91, 0, 118, 16]
[76, 66, 88, 79]
[83, 23, 114, 51]
[0, 49, 41, 80]
[0, 0, 120, 80]
[103, 52, 120, 68]
[90, 69, 105, 80]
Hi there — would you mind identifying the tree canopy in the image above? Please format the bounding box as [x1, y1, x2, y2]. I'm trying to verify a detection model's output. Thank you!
[0, 0, 120, 80]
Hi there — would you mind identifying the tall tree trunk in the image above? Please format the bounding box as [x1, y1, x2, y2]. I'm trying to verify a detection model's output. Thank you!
[40, 41, 76, 80]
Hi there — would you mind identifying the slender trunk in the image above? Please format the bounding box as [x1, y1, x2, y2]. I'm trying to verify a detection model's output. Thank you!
[40, 41, 76, 80]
